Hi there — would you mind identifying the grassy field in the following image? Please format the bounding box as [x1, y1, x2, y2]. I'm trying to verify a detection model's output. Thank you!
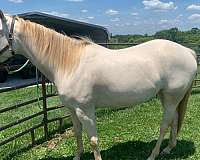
[197, 65, 200, 79]
[0, 84, 200, 160]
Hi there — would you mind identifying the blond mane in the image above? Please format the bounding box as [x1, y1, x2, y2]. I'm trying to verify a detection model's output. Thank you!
[17, 17, 91, 74]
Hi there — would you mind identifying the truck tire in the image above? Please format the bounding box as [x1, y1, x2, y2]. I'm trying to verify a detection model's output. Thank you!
[0, 70, 8, 83]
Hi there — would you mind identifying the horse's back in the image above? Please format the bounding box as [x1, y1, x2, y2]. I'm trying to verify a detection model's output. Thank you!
[89, 39, 197, 106]
[113, 39, 197, 82]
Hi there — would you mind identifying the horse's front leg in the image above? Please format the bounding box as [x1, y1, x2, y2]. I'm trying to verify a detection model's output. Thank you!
[70, 109, 84, 160]
[75, 106, 102, 160]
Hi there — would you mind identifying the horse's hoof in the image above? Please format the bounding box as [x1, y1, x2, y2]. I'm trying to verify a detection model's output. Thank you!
[161, 146, 171, 155]
[147, 154, 156, 160]
[73, 156, 81, 160]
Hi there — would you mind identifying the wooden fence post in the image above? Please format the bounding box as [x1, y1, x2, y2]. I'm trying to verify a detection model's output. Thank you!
[42, 74, 48, 139]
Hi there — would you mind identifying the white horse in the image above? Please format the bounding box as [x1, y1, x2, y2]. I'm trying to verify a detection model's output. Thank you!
[0, 11, 197, 160]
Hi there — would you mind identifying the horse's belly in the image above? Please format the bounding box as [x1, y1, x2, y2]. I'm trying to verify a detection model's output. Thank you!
[93, 85, 158, 108]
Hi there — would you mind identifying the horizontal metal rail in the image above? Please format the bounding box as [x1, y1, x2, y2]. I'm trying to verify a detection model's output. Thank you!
[0, 111, 44, 132]
[0, 115, 70, 147]
[0, 103, 62, 133]
[0, 98, 42, 114]
[0, 93, 57, 114]
[0, 123, 43, 146]
[47, 105, 64, 112]
[47, 114, 70, 123]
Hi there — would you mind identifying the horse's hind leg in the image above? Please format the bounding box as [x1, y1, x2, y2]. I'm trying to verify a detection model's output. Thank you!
[70, 109, 84, 160]
[161, 110, 178, 155]
[147, 93, 180, 160]
[75, 106, 102, 160]
[161, 84, 192, 155]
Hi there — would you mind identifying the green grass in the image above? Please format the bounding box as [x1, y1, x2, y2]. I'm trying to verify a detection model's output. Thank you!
[0, 86, 70, 159]
[197, 65, 200, 79]
[193, 65, 200, 88]
[0, 87, 200, 160]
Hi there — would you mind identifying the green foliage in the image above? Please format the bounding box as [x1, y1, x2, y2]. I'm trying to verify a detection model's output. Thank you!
[154, 28, 184, 43]
[112, 34, 154, 44]
[111, 28, 200, 53]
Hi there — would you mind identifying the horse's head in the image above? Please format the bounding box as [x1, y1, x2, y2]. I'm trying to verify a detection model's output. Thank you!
[0, 10, 13, 63]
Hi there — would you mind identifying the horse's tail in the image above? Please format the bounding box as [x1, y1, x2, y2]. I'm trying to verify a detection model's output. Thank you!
[177, 85, 193, 134]
[176, 48, 196, 134]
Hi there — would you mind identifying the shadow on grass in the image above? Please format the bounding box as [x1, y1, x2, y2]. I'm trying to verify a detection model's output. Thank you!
[40, 139, 195, 160]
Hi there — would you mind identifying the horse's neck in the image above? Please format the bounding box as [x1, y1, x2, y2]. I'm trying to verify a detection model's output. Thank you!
[14, 19, 90, 83]
[14, 20, 57, 82]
